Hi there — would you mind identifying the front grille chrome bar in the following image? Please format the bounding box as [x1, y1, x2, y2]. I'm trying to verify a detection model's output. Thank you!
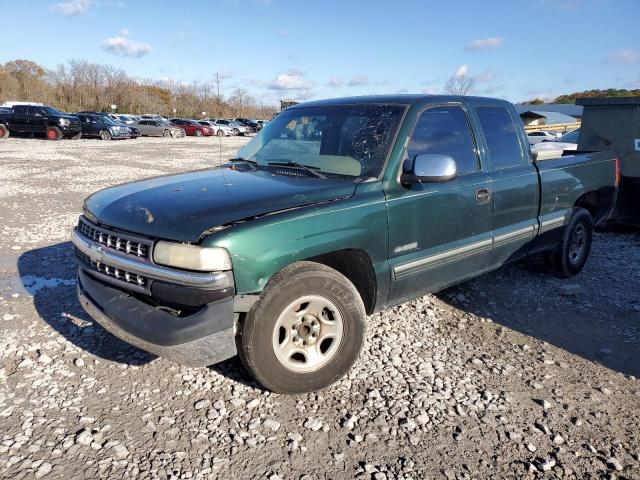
[72, 228, 233, 290]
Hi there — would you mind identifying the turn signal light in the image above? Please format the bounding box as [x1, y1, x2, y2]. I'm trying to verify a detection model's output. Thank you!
[614, 157, 620, 188]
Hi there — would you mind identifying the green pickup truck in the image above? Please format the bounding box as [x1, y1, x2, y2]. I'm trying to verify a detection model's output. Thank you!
[71, 95, 618, 393]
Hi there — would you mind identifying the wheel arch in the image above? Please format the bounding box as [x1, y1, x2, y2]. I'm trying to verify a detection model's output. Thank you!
[574, 187, 615, 225]
[305, 249, 377, 315]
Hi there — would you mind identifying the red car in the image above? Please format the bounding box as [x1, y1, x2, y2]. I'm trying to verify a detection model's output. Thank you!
[170, 118, 213, 137]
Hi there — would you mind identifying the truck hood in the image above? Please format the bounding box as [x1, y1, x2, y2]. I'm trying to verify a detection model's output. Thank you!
[83, 167, 356, 243]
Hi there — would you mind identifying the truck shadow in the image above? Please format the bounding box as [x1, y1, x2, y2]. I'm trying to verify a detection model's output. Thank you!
[17, 242, 262, 387]
[17, 242, 154, 366]
[435, 253, 640, 378]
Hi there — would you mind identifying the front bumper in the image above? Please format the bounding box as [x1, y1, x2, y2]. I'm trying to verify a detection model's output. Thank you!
[78, 270, 237, 367]
[71, 224, 237, 367]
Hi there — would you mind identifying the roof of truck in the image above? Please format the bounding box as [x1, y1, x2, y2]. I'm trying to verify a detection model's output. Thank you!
[293, 94, 509, 108]
[576, 97, 640, 106]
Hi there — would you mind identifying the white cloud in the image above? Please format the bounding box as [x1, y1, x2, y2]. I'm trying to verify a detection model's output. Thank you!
[474, 68, 496, 83]
[347, 75, 369, 87]
[51, 0, 91, 15]
[454, 65, 469, 78]
[326, 76, 344, 88]
[604, 49, 639, 63]
[268, 71, 313, 91]
[101, 29, 151, 58]
[465, 37, 504, 51]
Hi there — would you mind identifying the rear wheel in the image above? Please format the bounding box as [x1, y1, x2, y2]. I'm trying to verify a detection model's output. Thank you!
[216, 129, 224, 137]
[0, 124, 9, 139]
[162, 129, 170, 137]
[195, 129, 202, 137]
[46, 126, 62, 141]
[544, 207, 593, 278]
[238, 261, 366, 393]
[100, 130, 112, 141]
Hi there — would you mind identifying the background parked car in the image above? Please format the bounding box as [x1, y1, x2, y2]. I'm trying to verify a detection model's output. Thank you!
[214, 118, 248, 136]
[76, 112, 135, 140]
[136, 119, 174, 137]
[232, 117, 259, 133]
[111, 114, 138, 125]
[531, 129, 580, 154]
[527, 130, 561, 144]
[0, 104, 81, 140]
[197, 120, 232, 136]
[170, 118, 213, 136]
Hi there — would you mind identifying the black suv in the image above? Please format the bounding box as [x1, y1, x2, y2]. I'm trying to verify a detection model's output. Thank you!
[76, 112, 135, 140]
[0, 105, 81, 140]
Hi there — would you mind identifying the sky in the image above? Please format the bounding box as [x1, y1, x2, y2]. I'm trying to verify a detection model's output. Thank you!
[2, 0, 639, 104]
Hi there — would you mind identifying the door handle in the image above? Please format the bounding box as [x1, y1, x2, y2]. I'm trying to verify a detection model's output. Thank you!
[475, 188, 491, 204]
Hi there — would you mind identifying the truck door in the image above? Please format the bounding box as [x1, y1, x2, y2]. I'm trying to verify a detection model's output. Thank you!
[474, 105, 539, 267]
[28, 106, 46, 133]
[386, 104, 494, 304]
[11, 105, 29, 132]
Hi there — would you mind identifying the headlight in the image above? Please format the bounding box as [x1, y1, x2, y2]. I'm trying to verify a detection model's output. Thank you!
[59, 118, 70, 126]
[154, 242, 232, 271]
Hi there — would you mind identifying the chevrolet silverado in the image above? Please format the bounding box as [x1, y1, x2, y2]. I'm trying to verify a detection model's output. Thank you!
[71, 95, 618, 393]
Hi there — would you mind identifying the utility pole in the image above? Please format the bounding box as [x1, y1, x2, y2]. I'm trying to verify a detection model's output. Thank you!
[216, 72, 220, 118]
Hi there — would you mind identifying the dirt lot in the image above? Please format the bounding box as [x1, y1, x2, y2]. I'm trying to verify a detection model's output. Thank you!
[1, 136, 639, 480]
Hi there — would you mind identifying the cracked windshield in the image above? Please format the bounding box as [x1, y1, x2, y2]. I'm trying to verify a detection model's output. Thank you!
[238, 104, 405, 178]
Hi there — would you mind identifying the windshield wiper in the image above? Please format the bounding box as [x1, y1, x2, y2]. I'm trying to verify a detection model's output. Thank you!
[266, 161, 326, 179]
[228, 157, 258, 170]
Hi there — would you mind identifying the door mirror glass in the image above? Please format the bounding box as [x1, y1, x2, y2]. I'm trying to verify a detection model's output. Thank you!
[402, 153, 457, 183]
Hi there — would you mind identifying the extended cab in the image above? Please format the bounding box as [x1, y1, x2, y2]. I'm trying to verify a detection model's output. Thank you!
[71, 95, 618, 393]
[0, 104, 82, 140]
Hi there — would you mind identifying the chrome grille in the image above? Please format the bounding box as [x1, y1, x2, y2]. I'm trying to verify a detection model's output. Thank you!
[76, 249, 148, 287]
[78, 218, 149, 259]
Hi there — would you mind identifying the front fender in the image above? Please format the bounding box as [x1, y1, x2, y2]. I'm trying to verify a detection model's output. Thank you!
[203, 186, 390, 305]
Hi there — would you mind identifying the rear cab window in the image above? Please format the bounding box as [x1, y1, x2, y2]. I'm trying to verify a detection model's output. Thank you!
[476, 106, 527, 169]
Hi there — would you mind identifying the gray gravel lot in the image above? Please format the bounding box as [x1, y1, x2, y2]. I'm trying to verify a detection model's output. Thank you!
[1, 136, 639, 479]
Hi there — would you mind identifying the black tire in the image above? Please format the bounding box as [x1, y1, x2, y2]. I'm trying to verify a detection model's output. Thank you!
[544, 207, 593, 278]
[0, 124, 9, 139]
[216, 129, 224, 137]
[46, 126, 62, 141]
[238, 261, 366, 393]
[195, 129, 202, 137]
[163, 129, 170, 137]
[100, 130, 112, 141]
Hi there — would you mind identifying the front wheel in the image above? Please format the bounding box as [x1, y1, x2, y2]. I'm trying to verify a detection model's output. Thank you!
[163, 129, 170, 137]
[100, 130, 112, 141]
[544, 207, 593, 278]
[238, 261, 365, 393]
[46, 126, 62, 141]
[0, 124, 9, 139]
[195, 129, 202, 137]
[216, 129, 224, 137]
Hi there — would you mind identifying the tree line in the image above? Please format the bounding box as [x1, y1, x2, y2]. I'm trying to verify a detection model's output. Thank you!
[0, 59, 278, 119]
[523, 88, 640, 105]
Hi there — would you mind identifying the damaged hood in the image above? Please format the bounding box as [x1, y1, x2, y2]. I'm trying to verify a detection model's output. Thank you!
[83, 167, 356, 243]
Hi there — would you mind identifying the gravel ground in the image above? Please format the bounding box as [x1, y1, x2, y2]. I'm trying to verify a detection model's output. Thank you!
[0, 136, 639, 480]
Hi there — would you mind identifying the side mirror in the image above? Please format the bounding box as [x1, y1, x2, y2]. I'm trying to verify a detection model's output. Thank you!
[401, 153, 457, 184]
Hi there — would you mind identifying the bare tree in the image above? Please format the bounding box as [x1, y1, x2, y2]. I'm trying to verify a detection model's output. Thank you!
[445, 75, 475, 96]
[0, 58, 277, 118]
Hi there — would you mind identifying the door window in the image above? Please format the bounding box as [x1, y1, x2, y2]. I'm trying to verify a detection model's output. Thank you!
[476, 106, 526, 169]
[407, 105, 479, 174]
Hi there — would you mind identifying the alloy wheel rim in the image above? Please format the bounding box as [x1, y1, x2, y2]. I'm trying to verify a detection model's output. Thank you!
[568, 224, 586, 264]
[47, 129, 57, 139]
[272, 295, 344, 373]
